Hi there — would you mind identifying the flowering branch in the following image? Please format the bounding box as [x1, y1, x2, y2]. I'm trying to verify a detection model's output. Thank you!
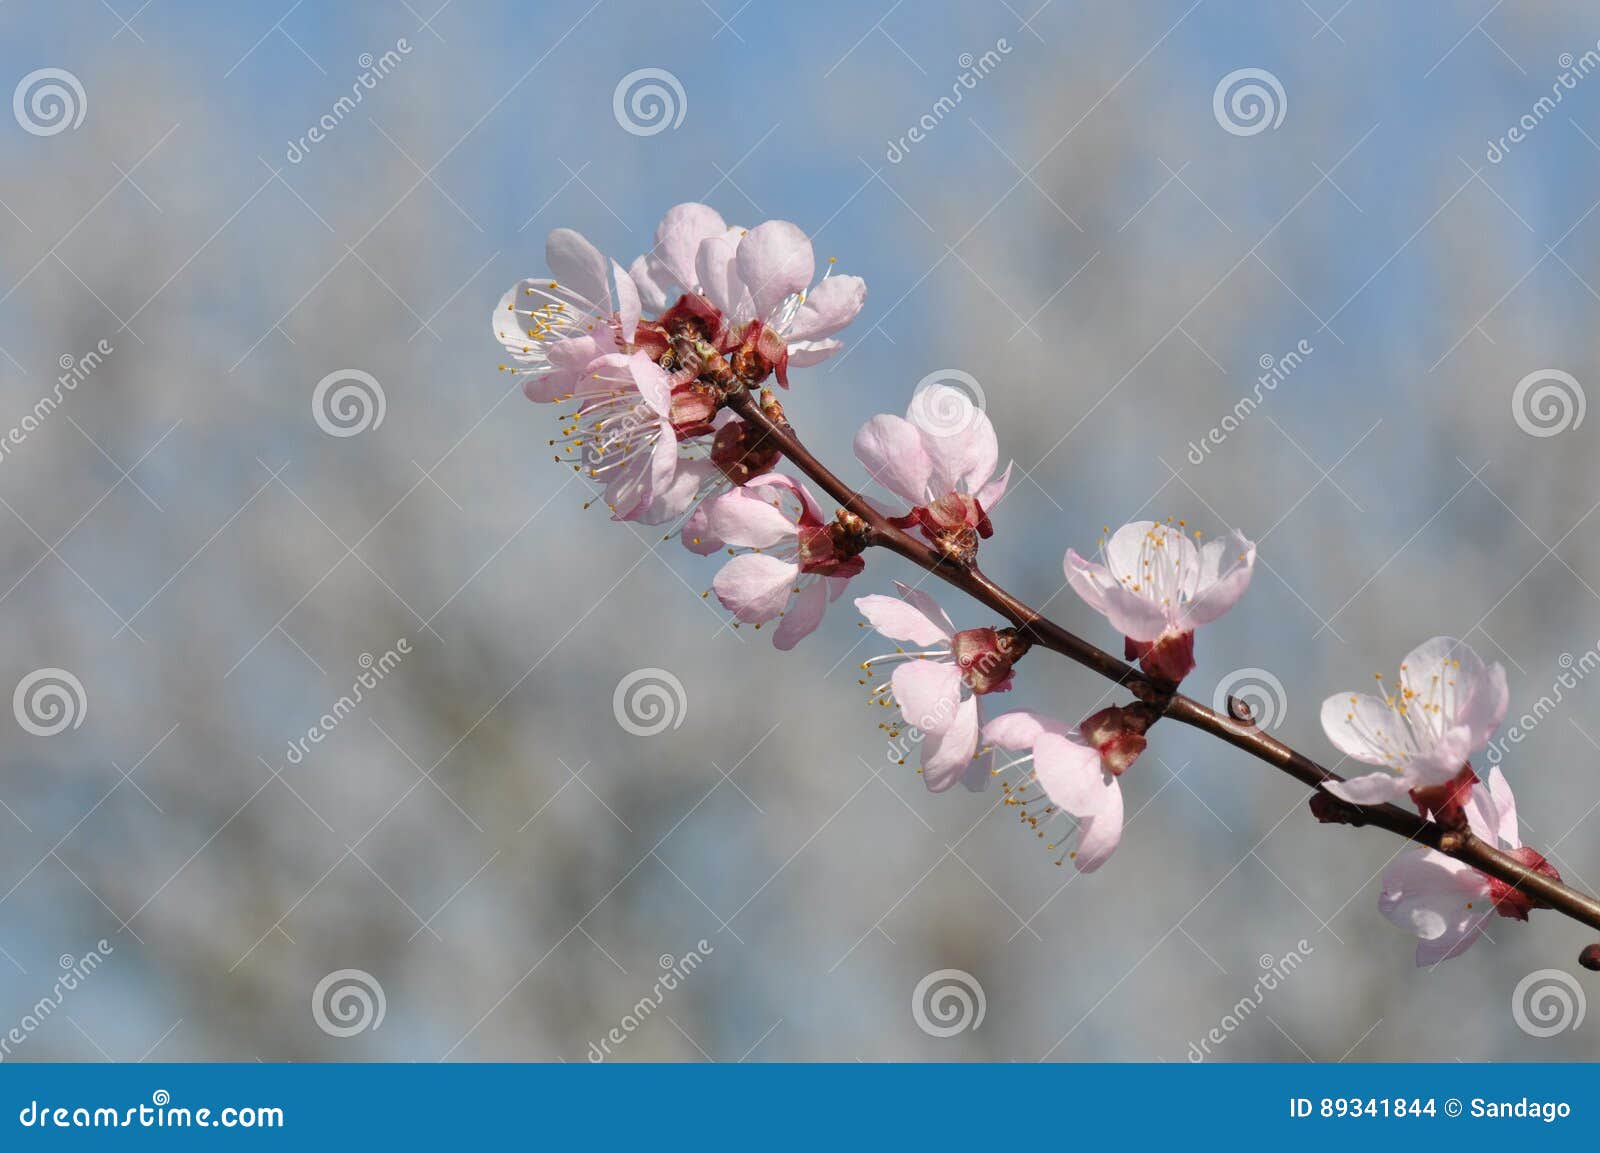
[496, 200, 1600, 974]
[721, 388, 1600, 953]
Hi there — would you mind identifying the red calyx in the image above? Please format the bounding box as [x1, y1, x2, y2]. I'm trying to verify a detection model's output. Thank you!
[730, 320, 789, 388]
[950, 627, 1025, 695]
[1079, 705, 1148, 776]
[1487, 847, 1562, 921]
[1125, 631, 1196, 685]
[1409, 764, 1479, 831]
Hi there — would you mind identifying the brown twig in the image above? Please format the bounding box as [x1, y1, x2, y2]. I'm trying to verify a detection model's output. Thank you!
[725, 389, 1600, 948]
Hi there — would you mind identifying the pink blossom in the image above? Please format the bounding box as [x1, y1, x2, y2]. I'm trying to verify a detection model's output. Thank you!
[629, 204, 867, 384]
[856, 584, 1026, 792]
[1319, 637, 1508, 811]
[852, 384, 1012, 557]
[494, 227, 644, 403]
[1063, 519, 1255, 683]
[984, 707, 1145, 872]
[707, 475, 865, 649]
[1378, 767, 1559, 965]
[548, 352, 681, 520]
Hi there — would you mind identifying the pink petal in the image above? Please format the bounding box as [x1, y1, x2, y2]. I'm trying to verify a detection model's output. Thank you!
[695, 234, 745, 317]
[890, 581, 956, 636]
[1320, 771, 1409, 807]
[743, 471, 823, 522]
[638, 459, 714, 527]
[982, 710, 1072, 751]
[1180, 530, 1256, 629]
[921, 692, 980, 791]
[712, 553, 797, 622]
[855, 595, 950, 647]
[1318, 693, 1404, 768]
[773, 578, 829, 650]
[628, 254, 674, 313]
[911, 392, 998, 496]
[1378, 849, 1489, 943]
[973, 461, 1012, 512]
[1487, 766, 1520, 849]
[611, 260, 640, 343]
[546, 228, 610, 312]
[608, 426, 677, 522]
[652, 203, 728, 293]
[704, 485, 798, 549]
[1071, 785, 1125, 873]
[853, 414, 932, 505]
[1033, 732, 1114, 817]
[679, 502, 723, 556]
[786, 340, 842, 367]
[1062, 549, 1169, 642]
[736, 220, 814, 322]
[891, 658, 963, 736]
[785, 275, 866, 342]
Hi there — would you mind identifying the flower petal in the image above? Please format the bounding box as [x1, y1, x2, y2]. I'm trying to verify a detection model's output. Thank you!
[546, 228, 610, 312]
[1378, 849, 1489, 943]
[786, 339, 842, 368]
[611, 260, 640, 343]
[1487, 765, 1521, 849]
[712, 553, 796, 622]
[773, 578, 830, 650]
[1180, 530, 1256, 629]
[1063, 548, 1169, 642]
[1320, 771, 1409, 806]
[1072, 786, 1125, 873]
[921, 692, 981, 792]
[911, 390, 998, 496]
[891, 659, 963, 736]
[982, 710, 1072, 751]
[628, 253, 674, 313]
[652, 203, 728, 293]
[1032, 732, 1112, 816]
[855, 591, 953, 647]
[736, 220, 815, 322]
[704, 485, 797, 549]
[854, 414, 933, 505]
[785, 274, 866, 342]
[695, 234, 745, 317]
[974, 461, 1012, 512]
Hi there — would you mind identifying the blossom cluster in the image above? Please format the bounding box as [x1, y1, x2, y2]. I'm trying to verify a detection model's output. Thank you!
[495, 202, 1562, 968]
